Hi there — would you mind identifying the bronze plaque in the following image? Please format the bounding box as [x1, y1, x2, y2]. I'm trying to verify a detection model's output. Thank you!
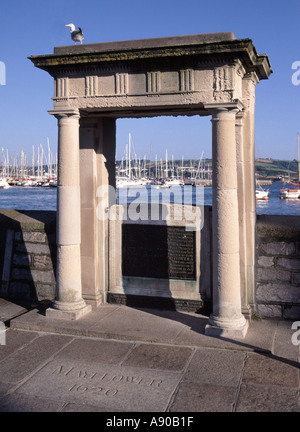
[122, 225, 196, 280]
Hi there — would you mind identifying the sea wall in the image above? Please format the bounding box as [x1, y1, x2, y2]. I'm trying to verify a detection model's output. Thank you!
[0, 209, 299, 320]
[0, 210, 56, 304]
[256, 215, 300, 319]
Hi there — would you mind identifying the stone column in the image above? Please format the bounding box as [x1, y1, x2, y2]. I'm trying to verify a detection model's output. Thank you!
[79, 116, 116, 305]
[235, 111, 251, 318]
[204, 103, 249, 338]
[46, 110, 91, 319]
[241, 73, 259, 311]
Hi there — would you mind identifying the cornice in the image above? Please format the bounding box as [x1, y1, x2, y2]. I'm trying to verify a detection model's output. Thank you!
[29, 37, 272, 81]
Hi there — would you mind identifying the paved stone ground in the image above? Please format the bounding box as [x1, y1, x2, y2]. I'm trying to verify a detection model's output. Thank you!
[0, 299, 299, 413]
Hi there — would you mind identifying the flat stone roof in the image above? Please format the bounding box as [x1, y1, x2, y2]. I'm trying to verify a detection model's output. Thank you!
[54, 32, 236, 55]
[29, 32, 272, 81]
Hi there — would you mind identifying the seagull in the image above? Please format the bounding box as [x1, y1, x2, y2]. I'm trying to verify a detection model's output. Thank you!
[65, 23, 84, 45]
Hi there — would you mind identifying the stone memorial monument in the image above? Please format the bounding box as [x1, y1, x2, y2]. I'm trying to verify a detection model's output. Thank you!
[30, 32, 272, 337]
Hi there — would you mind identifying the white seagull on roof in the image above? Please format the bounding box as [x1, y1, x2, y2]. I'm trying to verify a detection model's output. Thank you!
[65, 23, 84, 44]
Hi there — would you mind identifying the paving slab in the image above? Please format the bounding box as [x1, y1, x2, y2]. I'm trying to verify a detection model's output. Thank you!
[55, 338, 134, 365]
[0, 333, 72, 385]
[182, 348, 245, 387]
[0, 329, 38, 361]
[0, 393, 65, 412]
[10, 306, 121, 337]
[242, 352, 299, 388]
[0, 298, 28, 322]
[10, 305, 278, 354]
[60, 401, 123, 412]
[88, 307, 186, 342]
[273, 320, 300, 361]
[1, 300, 299, 412]
[122, 344, 193, 371]
[236, 383, 300, 412]
[170, 382, 237, 412]
[15, 358, 183, 412]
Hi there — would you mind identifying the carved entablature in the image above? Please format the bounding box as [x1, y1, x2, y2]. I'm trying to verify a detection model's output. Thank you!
[36, 33, 271, 116]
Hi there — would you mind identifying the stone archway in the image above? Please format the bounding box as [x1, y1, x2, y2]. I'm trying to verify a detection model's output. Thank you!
[30, 32, 272, 337]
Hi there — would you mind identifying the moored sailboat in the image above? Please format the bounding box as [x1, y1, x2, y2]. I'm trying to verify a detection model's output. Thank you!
[256, 185, 269, 200]
[279, 133, 300, 199]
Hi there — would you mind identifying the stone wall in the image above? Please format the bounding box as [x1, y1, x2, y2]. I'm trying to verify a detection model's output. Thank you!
[256, 215, 300, 319]
[0, 210, 56, 304]
[0, 210, 300, 321]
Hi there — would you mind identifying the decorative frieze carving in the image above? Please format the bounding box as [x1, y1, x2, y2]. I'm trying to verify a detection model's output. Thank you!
[55, 78, 69, 98]
[213, 66, 235, 102]
[85, 76, 98, 97]
[214, 66, 234, 92]
[147, 71, 160, 93]
[180, 69, 194, 92]
[115, 73, 128, 95]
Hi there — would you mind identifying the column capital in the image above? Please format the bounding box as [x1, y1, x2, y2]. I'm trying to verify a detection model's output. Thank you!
[48, 108, 80, 119]
[243, 71, 260, 87]
[204, 100, 245, 114]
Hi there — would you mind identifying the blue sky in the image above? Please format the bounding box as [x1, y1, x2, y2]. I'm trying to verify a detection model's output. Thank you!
[1, 0, 300, 163]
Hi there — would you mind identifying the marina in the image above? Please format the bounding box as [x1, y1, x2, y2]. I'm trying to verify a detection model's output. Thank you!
[0, 181, 299, 215]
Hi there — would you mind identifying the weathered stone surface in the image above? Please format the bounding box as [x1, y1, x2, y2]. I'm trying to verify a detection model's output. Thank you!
[13, 253, 31, 267]
[0, 334, 72, 384]
[242, 353, 299, 388]
[15, 231, 46, 243]
[284, 305, 300, 320]
[261, 242, 296, 256]
[0, 393, 65, 412]
[257, 304, 282, 319]
[15, 359, 182, 412]
[256, 283, 300, 303]
[170, 382, 237, 412]
[0, 328, 37, 361]
[257, 256, 274, 268]
[122, 344, 193, 371]
[30, 269, 55, 284]
[257, 267, 290, 282]
[182, 348, 245, 387]
[277, 257, 300, 271]
[293, 273, 300, 284]
[236, 384, 300, 412]
[32, 255, 53, 269]
[55, 338, 134, 364]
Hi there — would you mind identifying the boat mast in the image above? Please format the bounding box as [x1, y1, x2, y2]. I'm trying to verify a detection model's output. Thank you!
[128, 133, 132, 180]
[297, 132, 300, 183]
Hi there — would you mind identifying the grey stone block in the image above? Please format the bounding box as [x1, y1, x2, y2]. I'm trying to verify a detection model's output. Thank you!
[242, 353, 299, 388]
[183, 348, 245, 387]
[256, 283, 300, 303]
[257, 304, 282, 319]
[0, 334, 72, 385]
[16, 359, 182, 412]
[170, 382, 236, 412]
[122, 344, 193, 371]
[13, 253, 31, 267]
[277, 257, 300, 271]
[0, 393, 65, 412]
[236, 383, 300, 412]
[55, 338, 134, 364]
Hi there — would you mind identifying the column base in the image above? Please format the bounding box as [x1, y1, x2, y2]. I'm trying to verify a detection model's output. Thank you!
[46, 300, 92, 320]
[205, 315, 249, 339]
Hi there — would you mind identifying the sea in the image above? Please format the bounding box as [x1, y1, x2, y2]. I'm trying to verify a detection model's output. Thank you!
[0, 181, 299, 215]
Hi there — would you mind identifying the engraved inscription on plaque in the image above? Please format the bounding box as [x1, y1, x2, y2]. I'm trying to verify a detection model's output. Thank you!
[122, 225, 196, 280]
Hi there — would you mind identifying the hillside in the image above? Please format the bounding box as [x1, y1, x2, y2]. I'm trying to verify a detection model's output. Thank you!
[255, 158, 299, 180]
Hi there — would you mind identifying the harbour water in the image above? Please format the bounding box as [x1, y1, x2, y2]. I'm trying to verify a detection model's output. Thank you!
[0, 182, 299, 215]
